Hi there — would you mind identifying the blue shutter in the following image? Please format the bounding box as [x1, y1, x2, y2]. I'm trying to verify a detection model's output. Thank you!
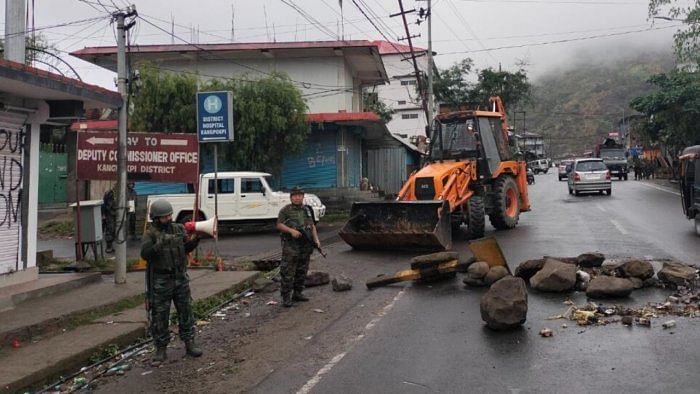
[282, 130, 337, 189]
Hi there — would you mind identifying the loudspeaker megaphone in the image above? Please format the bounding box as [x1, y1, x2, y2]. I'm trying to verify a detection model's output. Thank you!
[184, 216, 218, 239]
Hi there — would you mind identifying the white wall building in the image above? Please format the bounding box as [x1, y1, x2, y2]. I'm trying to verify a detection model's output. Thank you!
[72, 41, 388, 115]
[370, 41, 430, 139]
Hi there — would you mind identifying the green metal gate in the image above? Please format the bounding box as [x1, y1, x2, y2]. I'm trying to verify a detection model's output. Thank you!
[39, 145, 68, 204]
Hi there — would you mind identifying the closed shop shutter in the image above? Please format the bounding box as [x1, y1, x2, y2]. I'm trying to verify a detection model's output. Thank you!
[366, 147, 407, 195]
[0, 111, 26, 274]
[282, 130, 337, 189]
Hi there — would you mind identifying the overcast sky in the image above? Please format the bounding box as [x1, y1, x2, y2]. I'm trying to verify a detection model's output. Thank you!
[1, 0, 686, 90]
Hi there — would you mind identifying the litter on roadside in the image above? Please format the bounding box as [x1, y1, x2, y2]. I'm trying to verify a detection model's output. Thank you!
[313, 309, 325, 313]
[266, 300, 278, 305]
[662, 320, 676, 329]
[540, 328, 553, 337]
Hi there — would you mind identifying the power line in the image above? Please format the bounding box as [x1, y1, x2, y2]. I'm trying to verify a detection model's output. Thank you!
[458, 0, 647, 4]
[0, 16, 108, 39]
[279, 0, 338, 40]
[436, 24, 680, 56]
[445, 0, 498, 63]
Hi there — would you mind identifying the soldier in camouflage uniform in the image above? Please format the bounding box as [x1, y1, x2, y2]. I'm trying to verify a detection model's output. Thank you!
[276, 187, 321, 307]
[102, 185, 117, 253]
[141, 199, 203, 365]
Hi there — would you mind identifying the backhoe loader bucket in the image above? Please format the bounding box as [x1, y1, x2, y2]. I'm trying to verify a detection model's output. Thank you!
[339, 201, 452, 251]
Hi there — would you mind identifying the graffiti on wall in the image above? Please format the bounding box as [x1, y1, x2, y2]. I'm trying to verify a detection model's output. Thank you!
[0, 128, 24, 274]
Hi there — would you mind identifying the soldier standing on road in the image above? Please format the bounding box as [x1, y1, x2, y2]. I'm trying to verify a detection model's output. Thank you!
[141, 199, 203, 366]
[276, 187, 321, 308]
[102, 184, 117, 253]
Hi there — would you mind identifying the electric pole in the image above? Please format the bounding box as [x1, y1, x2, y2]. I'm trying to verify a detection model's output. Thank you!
[393, 0, 429, 124]
[426, 0, 434, 132]
[114, 6, 137, 284]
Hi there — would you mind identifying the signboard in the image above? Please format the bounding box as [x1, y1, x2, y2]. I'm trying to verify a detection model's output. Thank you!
[77, 132, 199, 182]
[197, 91, 234, 142]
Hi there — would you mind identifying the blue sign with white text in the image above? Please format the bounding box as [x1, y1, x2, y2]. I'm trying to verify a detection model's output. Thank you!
[197, 91, 234, 142]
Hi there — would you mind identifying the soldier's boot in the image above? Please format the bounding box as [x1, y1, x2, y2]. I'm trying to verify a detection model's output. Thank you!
[151, 347, 167, 366]
[185, 340, 203, 357]
[282, 294, 293, 308]
[292, 292, 309, 302]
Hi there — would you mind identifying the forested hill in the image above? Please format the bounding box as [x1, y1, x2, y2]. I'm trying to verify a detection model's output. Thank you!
[521, 49, 676, 158]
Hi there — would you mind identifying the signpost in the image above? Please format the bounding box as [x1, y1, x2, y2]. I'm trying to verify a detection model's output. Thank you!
[196, 91, 234, 258]
[76, 132, 199, 183]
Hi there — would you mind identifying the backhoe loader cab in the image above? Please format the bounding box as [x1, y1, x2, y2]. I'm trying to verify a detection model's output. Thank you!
[339, 97, 530, 251]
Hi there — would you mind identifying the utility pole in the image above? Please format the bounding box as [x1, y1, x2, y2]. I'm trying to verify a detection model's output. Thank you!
[393, 0, 429, 124]
[426, 0, 434, 132]
[114, 6, 137, 284]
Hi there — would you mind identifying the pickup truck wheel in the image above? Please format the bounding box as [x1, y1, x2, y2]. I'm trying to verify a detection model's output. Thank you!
[465, 196, 485, 239]
[489, 175, 520, 230]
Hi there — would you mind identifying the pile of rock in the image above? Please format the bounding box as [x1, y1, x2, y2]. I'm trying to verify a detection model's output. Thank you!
[462, 262, 509, 287]
[514, 253, 699, 299]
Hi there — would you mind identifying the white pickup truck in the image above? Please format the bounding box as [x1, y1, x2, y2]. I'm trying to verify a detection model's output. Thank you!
[146, 172, 326, 228]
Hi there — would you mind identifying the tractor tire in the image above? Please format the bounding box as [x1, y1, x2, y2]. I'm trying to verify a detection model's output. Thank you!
[465, 195, 485, 239]
[489, 175, 520, 230]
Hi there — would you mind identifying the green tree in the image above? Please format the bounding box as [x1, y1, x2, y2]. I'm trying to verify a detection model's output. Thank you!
[201, 73, 309, 175]
[433, 58, 474, 107]
[648, 0, 700, 64]
[130, 64, 199, 133]
[129, 65, 309, 175]
[630, 69, 700, 151]
[0, 33, 58, 65]
[362, 91, 395, 123]
[472, 67, 531, 112]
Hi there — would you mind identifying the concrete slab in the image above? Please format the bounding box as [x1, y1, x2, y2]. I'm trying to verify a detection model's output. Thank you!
[0, 270, 209, 348]
[0, 273, 101, 312]
[0, 322, 146, 393]
[0, 270, 259, 393]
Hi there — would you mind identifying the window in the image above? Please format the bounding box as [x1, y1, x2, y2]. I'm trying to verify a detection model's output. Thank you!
[241, 178, 264, 194]
[402, 113, 419, 119]
[208, 179, 235, 194]
[400, 80, 417, 86]
[398, 100, 407, 105]
[576, 161, 607, 172]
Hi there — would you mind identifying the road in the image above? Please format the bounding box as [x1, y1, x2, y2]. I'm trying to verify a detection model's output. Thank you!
[90, 172, 700, 394]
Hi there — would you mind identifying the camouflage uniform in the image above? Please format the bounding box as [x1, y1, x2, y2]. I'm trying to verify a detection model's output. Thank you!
[277, 203, 316, 302]
[141, 221, 199, 349]
[102, 187, 117, 252]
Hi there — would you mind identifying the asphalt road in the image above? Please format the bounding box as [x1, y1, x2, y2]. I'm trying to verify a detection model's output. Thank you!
[261, 172, 700, 394]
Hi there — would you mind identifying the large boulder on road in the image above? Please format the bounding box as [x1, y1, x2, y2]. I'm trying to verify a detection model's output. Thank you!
[467, 261, 491, 279]
[530, 258, 577, 292]
[577, 252, 605, 268]
[586, 276, 634, 298]
[514, 259, 544, 281]
[657, 262, 697, 288]
[480, 277, 528, 331]
[484, 266, 510, 285]
[305, 271, 330, 287]
[616, 260, 655, 280]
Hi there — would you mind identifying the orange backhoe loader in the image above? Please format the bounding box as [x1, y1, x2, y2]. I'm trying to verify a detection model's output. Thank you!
[339, 97, 531, 251]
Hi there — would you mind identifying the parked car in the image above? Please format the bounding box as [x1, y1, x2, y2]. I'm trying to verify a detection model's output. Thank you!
[558, 159, 574, 181]
[567, 158, 612, 196]
[679, 145, 700, 236]
[528, 159, 549, 174]
[146, 172, 326, 229]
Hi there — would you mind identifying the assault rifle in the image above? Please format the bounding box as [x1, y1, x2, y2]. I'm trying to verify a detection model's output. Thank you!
[297, 227, 327, 258]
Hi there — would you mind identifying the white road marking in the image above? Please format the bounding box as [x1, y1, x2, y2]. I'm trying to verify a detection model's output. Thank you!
[596, 204, 607, 212]
[610, 219, 628, 235]
[296, 289, 406, 394]
[637, 182, 681, 196]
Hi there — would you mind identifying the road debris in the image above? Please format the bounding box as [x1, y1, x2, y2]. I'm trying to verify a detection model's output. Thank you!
[313, 309, 325, 314]
[662, 320, 677, 329]
[539, 328, 553, 337]
[480, 276, 528, 331]
[367, 252, 470, 289]
[306, 270, 331, 287]
[266, 300, 279, 305]
[332, 275, 353, 292]
[530, 258, 576, 292]
[657, 262, 698, 288]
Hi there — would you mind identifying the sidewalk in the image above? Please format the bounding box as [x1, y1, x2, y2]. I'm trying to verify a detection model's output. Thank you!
[0, 269, 259, 393]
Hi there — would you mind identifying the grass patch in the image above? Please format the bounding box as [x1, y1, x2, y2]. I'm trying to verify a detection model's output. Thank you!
[38, 220, 74, 238]
[88, 343, 120, 364]
[67, 293, 145, 329]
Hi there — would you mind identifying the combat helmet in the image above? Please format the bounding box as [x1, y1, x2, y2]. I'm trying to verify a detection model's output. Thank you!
[290, 186, 305, 196]
[149, 199, 173, 220]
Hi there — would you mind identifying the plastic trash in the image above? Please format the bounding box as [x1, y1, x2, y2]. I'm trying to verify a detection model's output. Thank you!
[662, 320, 676, 329]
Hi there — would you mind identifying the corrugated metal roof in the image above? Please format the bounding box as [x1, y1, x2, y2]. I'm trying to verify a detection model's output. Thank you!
[372, 40, 427, 55]
[307, 112, 381, 123]
[71, 40, 380, 56]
